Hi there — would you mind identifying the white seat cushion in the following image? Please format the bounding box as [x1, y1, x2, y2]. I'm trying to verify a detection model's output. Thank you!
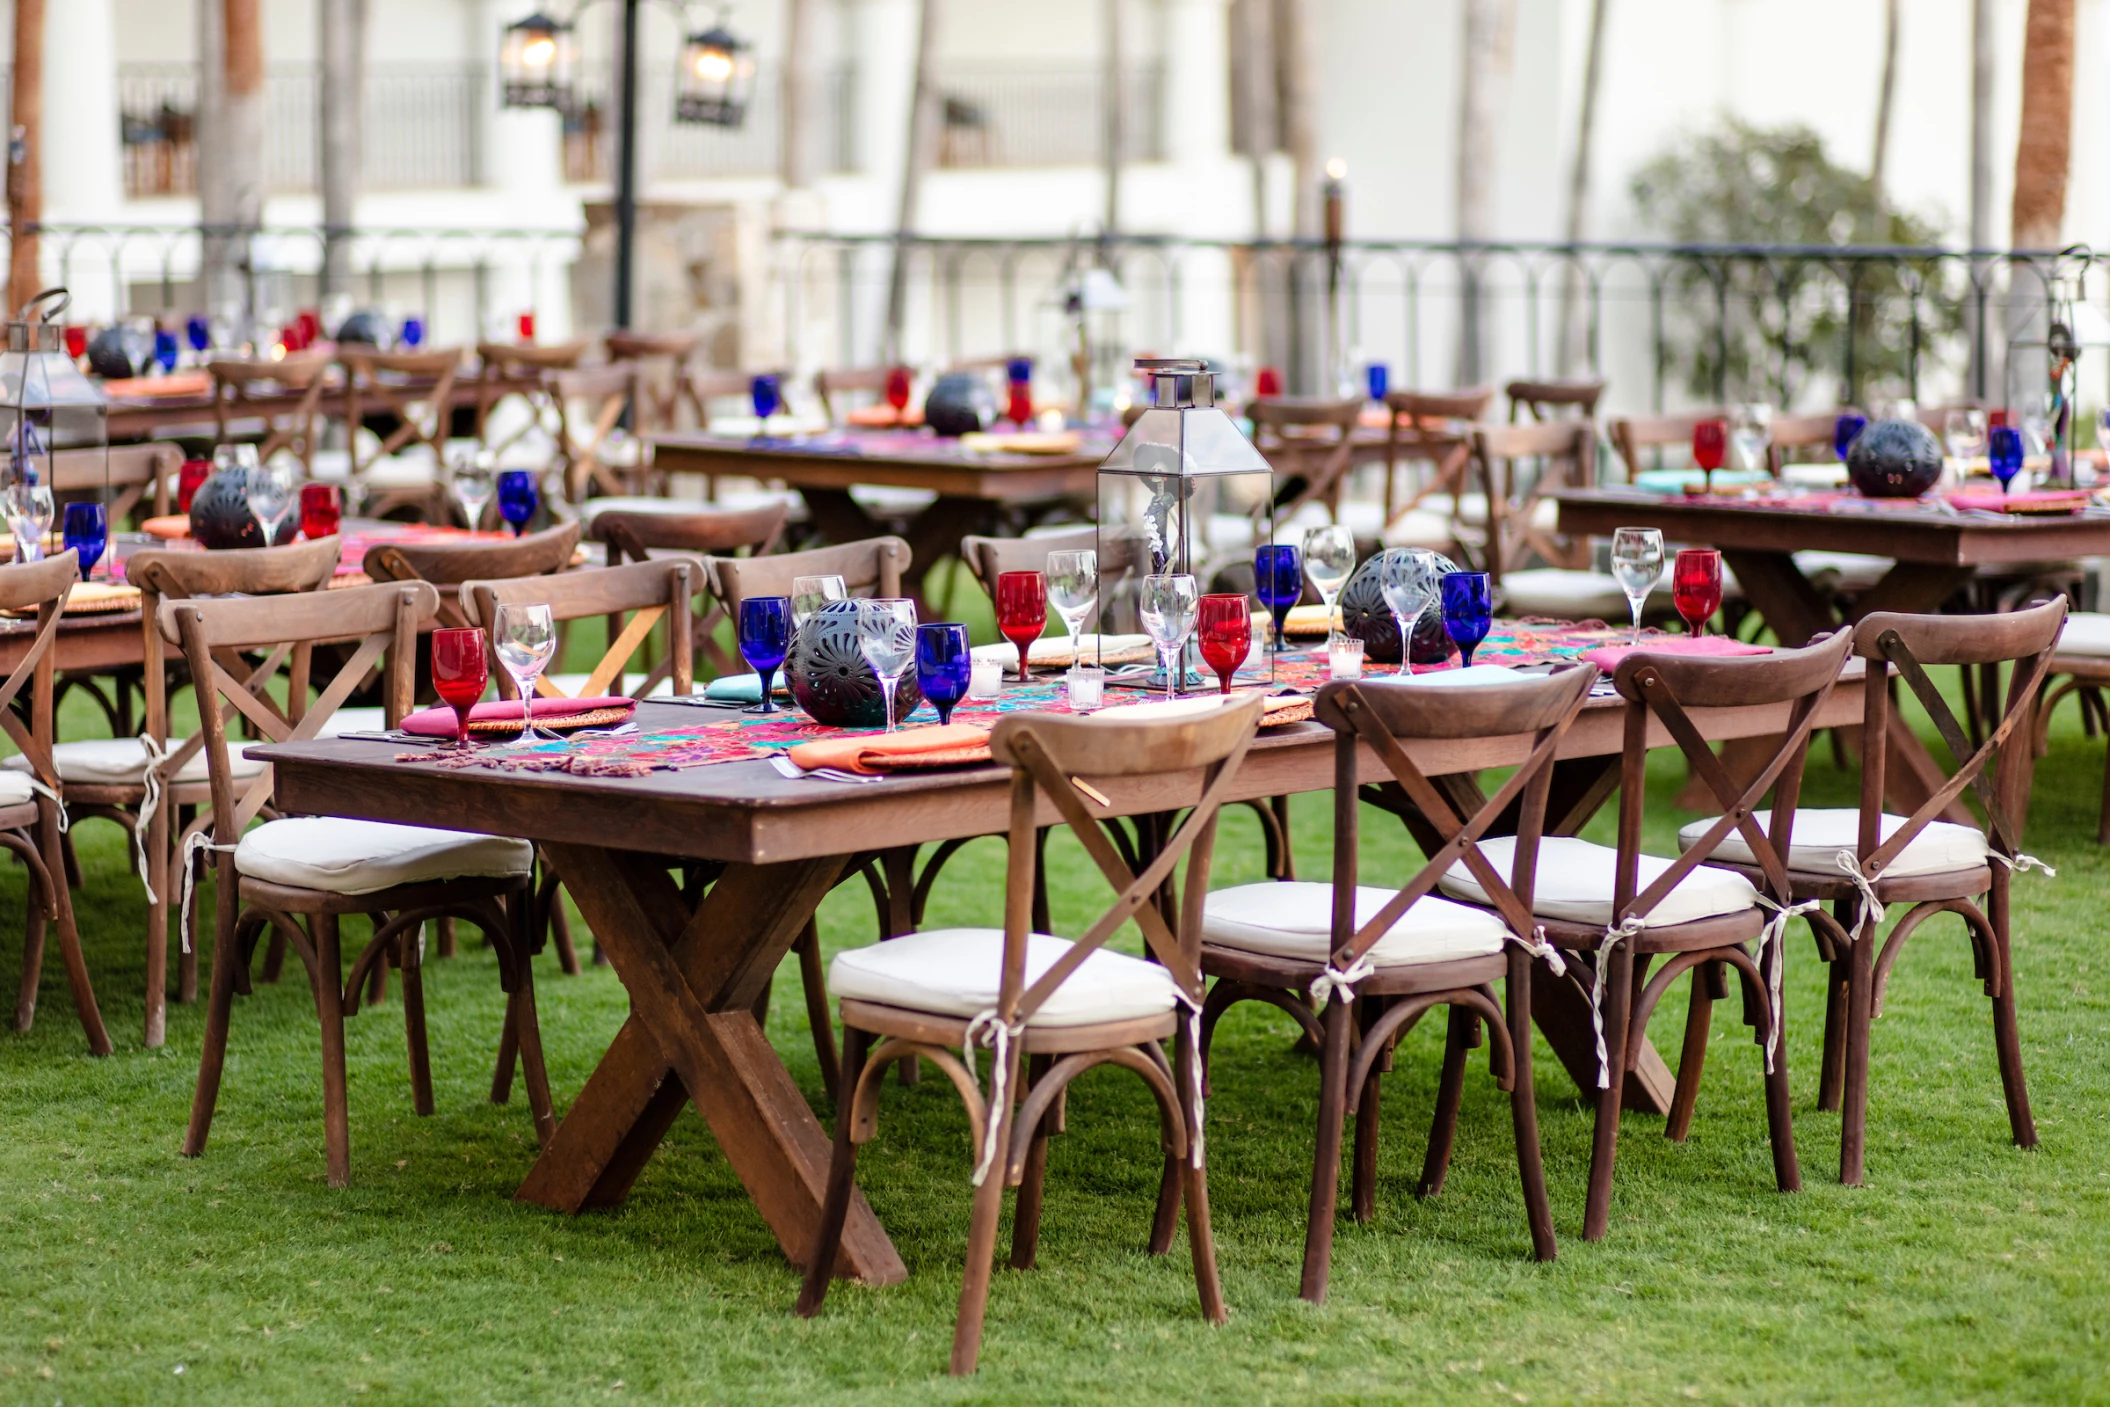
[1495, 568, 1631, 620]
[1440, 835, 1757, 927]
[579, 494, 708, 523]
[1793, 551, 1892, 592]
[2058, 611, 2110, 658]
[828, 928, 1177, 1028]
[315, 707, 388, 737]
[848, 485, 939, 518]
[4, 737, 265, 787]
[541, 673, 676, 699]
[234, 816, 533, 895]
[1456, 494, 1559, 533]
[0, 769, 36, 806]
[1202, 881, 1507, 966]
[1379, 508, 1458, 550]
[1677, 808, 1990, 878]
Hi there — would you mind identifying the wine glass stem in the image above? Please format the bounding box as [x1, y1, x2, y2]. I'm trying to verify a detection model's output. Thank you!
[880, 677, 897, 732]
[1160, 646, 1177, 700]
[1394, 612, 1411, 674]
[1629, 598, 1643, 646]
[757, 666, 775, 713]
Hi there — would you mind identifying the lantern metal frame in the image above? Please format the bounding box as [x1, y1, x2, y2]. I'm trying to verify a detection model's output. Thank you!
[675, 20, 755, 127]
[499, 11, 577, 110]
[2, 288, 110, 575]
[497, 0, 754, 131]
[2003, 243, 2105, 489]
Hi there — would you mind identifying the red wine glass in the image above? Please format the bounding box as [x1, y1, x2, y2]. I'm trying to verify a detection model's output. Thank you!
[995, 570, 1047, 681]
[1672, 548, 1723, 636]
[299, 482, 342, 540]
[884, 365, 912, 414]
[1196, 593, 1253, 695]
[431, 627, 489, 747]
[177, 458, 212, 514]
[1692, 418, 1728, 494]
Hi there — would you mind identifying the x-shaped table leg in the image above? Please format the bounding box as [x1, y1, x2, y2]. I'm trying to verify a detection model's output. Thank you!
[515, 845, 907, 1286]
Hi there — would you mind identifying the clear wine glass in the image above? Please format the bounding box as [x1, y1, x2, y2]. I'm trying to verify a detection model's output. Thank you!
[1946, 407, 1989, 471]
[1139, 572, 1198, 701]
[5, 480, 53, 562]
[243, 453, 295, 547]
[1377, 549, 1438, 675]
[855, 598, 918, 733]
[1730, 402, 1775, 476]
[1045, 549, 1098, 657]
[452, 448, 497, 531]
[493, 602, 558, 743]
[790, 573, 846, 630]
[1302, 524, 1355, 631]
[1610, 526, 1665, 645]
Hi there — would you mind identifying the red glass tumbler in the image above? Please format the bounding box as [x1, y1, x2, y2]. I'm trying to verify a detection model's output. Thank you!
[177, 458, 212, 514]
[884, 365, 913, 414]
[1672, 548, 1723, 636]
[431, 627, 489, 746]
[300, 482, 342, 540]
[1692, 418, 1728, 493]
[995, 570, 1047, 681]
[1196, 593, 1253, 695]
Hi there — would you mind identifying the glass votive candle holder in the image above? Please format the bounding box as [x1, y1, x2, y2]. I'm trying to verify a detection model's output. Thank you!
[969, 655, 1005, 699]
[1328, 632, 1365, 681]
[1066, 663, 1105, 711]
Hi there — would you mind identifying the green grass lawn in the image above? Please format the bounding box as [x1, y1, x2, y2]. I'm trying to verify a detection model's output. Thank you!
[3, 590, 2107, 1404]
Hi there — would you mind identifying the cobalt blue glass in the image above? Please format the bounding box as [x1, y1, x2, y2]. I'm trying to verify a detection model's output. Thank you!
[62, 502, 107, 578]
[1253, 543, 1302, 652]
[153, 327, 179, 374]
[1989, 424, 2025, 493]
[496, 469, 538, 536]
[750, 373, 781, 422]
[1833, 412, 1869, 461]
[1365, 362, 1389, 401]
[1440, 570, 1494, 667]
[185, 314, 211, 353]
[399, 316, 425, 349]
[738, 596, 793, 714]
[915, 622, 973, 726]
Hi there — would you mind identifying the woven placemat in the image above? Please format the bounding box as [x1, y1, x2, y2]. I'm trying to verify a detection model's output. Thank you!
[1260, 696, 1314, 727]
[868, 743, 996, 771]
[465, 705, 633, 736]
[3, 582, 141, 617]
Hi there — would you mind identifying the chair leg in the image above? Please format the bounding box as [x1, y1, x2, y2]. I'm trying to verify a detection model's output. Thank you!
[1148, 1153, 1182, 1255]
[1008, 1053, 1053, 1271]
[1175, 1017, 1228, 1325]
[794, 920, 840, 1092]
[144, 799, 170, 1047]
[1298, 996, 1353, 1304]
[1755, 942, 1801, 1194]
[1582, 942, 1634, 1241]
[184, 883, 245, 1159]
[1987, 890, 2038, 1150]
[950, 1042, 1020, 1376]
[40, 805, 109, 1055]
[1818, 926, 1850, 1112]
[365, 939, 388, 1007]
[397, 921, 434, 1117]
[505, 903, 557, 1148]
[1839, 917, 1877, 1187]
[1666, 965, 1714, 1143]
[313, 917, 353, 1188]
[1507, 957, 1557, 1262]
[491, 1002, 520, 1105]
[2096, 733, 2110, 845]
[14, 882, 46, 1033]
[796, 1026, 870, 1318]
[260, 926, 287, 984]
[1269, 794, 1295, 880]
[436, 915, 457, 959]
[544, 873, 580, 976]
[1417, 1005, 1472, 1200]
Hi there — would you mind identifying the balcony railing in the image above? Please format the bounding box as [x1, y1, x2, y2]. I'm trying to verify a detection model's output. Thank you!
[561, 65, 854, 184]
[933, 63, 1165, 169]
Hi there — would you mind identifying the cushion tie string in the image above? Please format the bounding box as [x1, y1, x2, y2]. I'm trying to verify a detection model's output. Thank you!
[1309, 954, 1376, 1008]
[21, 774, 65, 833]
[1750, 894, 1819, 1073]
[1590, 916, 1647, 1089]
[1832, 851, 1885, 946]
[131, 733, 176, 903]
[1989, 850, 2056, 878]
[962, 1008, 1023, 1188]
[1510, 924, 1565, 978]
[177, 830, 240, 955]
[1174, 988, 1206, 1168]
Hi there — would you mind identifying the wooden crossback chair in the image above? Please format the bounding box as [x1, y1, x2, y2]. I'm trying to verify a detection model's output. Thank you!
[1768, 411, 1852, 475]
[119, 536, 343, 1046]
[174, 579, 552, 1188]
[209, 350, 334, 475]
[60, 443, 179, 530]
[0, 554, 106, 1053]
[471, 339, 590, 465]
[549, 363, 642, 501]
[1507, 378, 1605, 422]
[798, 694, 1264, 1375]
[341, 347, 466, 519]
[1250, 395, 1366, 525]
[1607, 409, 1727, 482]
[590, 501, 787, 678]
[813, 365, 892, 423]
[1505, 631, 1852, 1240]
[1379, 387, 1492, 535]
[605, 330, 699, 432]
[1468, 418, 1596, 582]
[1196, 666, 1595, 1301]
[1708, 599, 2062, 1187]
[363, 520, 582, 631]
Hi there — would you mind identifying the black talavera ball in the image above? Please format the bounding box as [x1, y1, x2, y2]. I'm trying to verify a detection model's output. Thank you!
[922, 373, 998, 437]
[1846, 418, 1943, 498]
[787, 599, 925, 727]
[1338, 549, 1461, 665]
[188, 468, 298, 550]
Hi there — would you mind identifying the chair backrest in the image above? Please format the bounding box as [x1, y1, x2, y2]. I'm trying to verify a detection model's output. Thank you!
[1251, 395, 1365, 519]
[591, 502, 787, 565]
[708, 535, 910, 613]
[341, 346, 466, 465]
[52, 444, 179, 526]
[985, 693, 1265, 1023]
[958, 526, 1098, 601]
[1313, 664, 1597, 971]
[549, 363, 638, 501]
[1468, 418, 1596, 579]
[1385, 387, 1495, 424]
[1851, 597, 2066, 874]
[363, 520, 581, 627]
[813, 365, 892, 423]
[1609, 629, 1854, 923]
[605, 331, 697, 431]
[209, 351, 333, 474]
[1607, 411, 1732, 481]
[463, 557, 704, 701]
[1507, 379, 1605, 422]
[0, 554, 80, 799]
[477, 340, 589, 375]
[161, 579, 439, 838]
[1767, 410, 1857, 471]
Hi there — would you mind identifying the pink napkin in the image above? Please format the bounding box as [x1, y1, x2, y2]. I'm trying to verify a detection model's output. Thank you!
[1581, 637, 1771, 671]
[1944, 487, 2090, 514]
[401, 695, 635, 737]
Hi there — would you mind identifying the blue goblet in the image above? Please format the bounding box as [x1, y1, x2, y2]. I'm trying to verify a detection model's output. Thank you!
[62, 502, 107, 578]
[1833, 412, 1869, 462]
[496, 470, 538, 537]
[1440, 570, 1493, 667]
[1989, 424, 2025, 494]
[1365, 362, 1390, 401]
[399, 316, 426, 350]
[915, 622, 972, 726]
[751, 373, 781, 426]
[153, 326, 179, 374]
[738, 596, 792, 715]
[185, 314, 211, 355]
[1254, 543, 1302, 653]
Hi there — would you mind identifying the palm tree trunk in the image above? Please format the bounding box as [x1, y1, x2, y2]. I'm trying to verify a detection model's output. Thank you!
[6, 0, 43, 317]
[1103, 0, 1127, 237]
[2011, 0, 2075, 252]
[1278, 0, 1322, 390]
[203, 0, 265, 333]
[1969, 0, 1996, 395]
[781, 0, 822, 190]
[1456, 0, 1515, 386]
[883, 0, 941, 363]
[1554, 0, 1609, 377]
[1870, 0, 1899, 209]
[320, 0, 364, 297]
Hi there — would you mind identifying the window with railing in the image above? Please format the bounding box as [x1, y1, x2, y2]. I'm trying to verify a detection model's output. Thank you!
[933, 63, 1165, 169]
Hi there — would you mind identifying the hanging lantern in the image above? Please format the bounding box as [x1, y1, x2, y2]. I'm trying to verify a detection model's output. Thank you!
[676, 22, 754, 127]
[500, 12, 575, 111]
[1, 289, 109, 573]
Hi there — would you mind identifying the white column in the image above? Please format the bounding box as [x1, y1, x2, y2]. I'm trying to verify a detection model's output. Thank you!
[42, 0, 126, 321]
[1162, 0, 1233, 167]
[483, 0, 568, 339]
[849, 0, 917, 202]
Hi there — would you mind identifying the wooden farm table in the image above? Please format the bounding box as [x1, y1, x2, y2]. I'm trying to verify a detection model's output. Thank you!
[257, 672, 1866, 1284]
[106, 371, 541, 445]
[648, 429, 1106, 601]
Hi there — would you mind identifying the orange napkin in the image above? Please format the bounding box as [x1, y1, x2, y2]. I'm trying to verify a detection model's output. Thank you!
[786, 723, 988, 775]
[102, 371, 213, 400]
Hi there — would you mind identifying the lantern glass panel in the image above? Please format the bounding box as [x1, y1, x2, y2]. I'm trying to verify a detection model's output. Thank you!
[501, 14, 574, 110]
[676, 27, 755, 127]
[0, 312, 109, 569]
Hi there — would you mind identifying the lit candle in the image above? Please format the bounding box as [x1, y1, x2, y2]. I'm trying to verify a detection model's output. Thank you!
[1328, 632, 1364, 681]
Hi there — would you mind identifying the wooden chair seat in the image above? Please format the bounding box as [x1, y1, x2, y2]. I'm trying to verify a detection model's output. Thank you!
[1703, 856, 1992, 907]
[230, 815, 534, 895]
[829, 927, 1180, 1029]
[1197, 942, 1505, 997]
[839, 998, 1177, 1057]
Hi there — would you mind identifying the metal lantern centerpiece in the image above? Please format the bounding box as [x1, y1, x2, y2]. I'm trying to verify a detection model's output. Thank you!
[1096, 357, 1275, 689]
[1, 289, 108, 573]
[499, 11, 575, 110]
[2005, 243, 2104, 489]
[676, 21, 755, 127]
